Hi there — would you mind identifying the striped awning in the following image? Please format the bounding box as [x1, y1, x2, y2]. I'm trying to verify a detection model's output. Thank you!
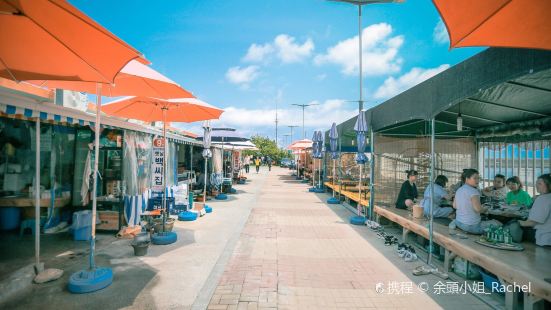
[0, 102, 198, 145]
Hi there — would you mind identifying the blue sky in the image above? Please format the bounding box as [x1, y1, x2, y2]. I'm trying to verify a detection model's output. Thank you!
[71, 0, 482, 145]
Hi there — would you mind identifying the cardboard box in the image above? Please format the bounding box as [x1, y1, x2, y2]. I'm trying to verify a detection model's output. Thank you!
[96, 211, 119, 231]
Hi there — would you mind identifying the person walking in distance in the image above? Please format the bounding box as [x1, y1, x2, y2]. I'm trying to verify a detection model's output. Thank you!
[267, 156, 272, 171]
[254, 157, 261, 174]
[244, 155, 250, 173]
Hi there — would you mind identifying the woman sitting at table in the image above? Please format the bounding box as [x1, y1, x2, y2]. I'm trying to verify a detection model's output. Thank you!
[452, 169, 501, 234]
[519, 174, 551, 247]
[395, 170, 418, 210]
[421, 175, 454, 218]
[506, 176, 532, 208]
[482, 174, 507, 201]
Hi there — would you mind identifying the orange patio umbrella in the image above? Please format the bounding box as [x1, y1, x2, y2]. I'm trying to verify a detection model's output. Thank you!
[31, 59, 192, 99]
[102, 96, 222, 122]
[0, 0, 147, 83]
[42, 65, 194, 293]
[102, 96, 223, 236]
[433, 0, 551, 50]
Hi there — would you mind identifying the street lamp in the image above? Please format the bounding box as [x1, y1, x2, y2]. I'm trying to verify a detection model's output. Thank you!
[330, 0, 402, 112]
[287, 125, 299, 143]
[283, 134, 291, 146]
[292, 103, 319, 139]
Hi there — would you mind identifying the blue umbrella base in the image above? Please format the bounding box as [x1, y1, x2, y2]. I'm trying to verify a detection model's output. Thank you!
[327, 197, 340, 204]
[205, 206, 213, 213]
[308, 187, 316, 192]
[178, 211, 198, 221]
[215, 193, 228, 200]
[68, 267, 113, 294]
[229, 188, 237, 194]
[350, 216, 366, 226]
[151, 231, 178, 245]
[313, 188, 324, 193]
[237, 180, 246, 185]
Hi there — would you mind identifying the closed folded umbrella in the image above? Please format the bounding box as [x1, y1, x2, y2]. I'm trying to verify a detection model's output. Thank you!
[433, 0, 551, 50]
[327, 123, 340, 203]
[354, 111, 368, 217]
[201, 121, 212, 204]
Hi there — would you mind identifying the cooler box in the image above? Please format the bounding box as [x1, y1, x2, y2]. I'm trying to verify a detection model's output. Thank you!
[72, 210, 92, 241]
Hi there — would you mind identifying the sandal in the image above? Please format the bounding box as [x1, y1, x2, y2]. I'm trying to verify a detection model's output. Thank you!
[412, 265, 432, 276]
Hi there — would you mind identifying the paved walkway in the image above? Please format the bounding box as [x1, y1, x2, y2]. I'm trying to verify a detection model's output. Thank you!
[206, 167, 490, 310]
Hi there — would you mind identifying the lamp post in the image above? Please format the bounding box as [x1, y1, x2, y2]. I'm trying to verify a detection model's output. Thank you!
[292, 103, 319, 139]
[283, 134, 291, 147]
[330, 0, 402, 112]
[287, 125, 299, 143]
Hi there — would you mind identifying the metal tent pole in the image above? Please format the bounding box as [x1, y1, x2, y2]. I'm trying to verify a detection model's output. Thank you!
[369, 126, 375, 220]
[428, 118, 435, 266]
[203, 154, 208, 204]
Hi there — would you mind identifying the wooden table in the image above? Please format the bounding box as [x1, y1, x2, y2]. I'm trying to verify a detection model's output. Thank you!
[0, 197, 70, 208]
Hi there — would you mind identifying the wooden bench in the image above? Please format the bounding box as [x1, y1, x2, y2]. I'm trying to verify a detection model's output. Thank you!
[374, 205, 551, 308]
[324, 182, 370, 207]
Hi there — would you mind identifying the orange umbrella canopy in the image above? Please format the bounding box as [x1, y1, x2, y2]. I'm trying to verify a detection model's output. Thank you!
[102, 96, 223, 123]
[0, 0, 147, 83]
[288, 139, 313, 151]
[433, 0, 551, 50]
[31, 60, 193, 99]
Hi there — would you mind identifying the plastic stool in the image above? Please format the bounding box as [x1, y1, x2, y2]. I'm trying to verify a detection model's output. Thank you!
[19, 219, 35, 236]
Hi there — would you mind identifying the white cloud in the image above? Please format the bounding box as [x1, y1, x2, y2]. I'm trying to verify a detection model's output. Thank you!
[374, 64, 450, 99]
[273, 34, 315, 63]
[181, 99, 356, 140]
[433, 20, 449, 44]
[242, 43, 274, 63]
[315, 23, 404, 76]
[225, 65, 260, 87]
[241, 34, 315, 64]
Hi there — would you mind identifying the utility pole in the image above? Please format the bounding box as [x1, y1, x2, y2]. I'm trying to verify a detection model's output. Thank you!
[287, 125, 299, 143]
[292, 103, 319, 139]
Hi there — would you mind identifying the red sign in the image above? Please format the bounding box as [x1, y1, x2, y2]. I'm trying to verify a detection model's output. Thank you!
[153, 138, 165, 148]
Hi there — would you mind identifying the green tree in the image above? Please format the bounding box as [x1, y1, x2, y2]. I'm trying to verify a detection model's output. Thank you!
[243, 135, 288, 163]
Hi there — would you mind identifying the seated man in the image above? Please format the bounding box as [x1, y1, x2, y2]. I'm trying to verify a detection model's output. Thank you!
[194, 169, 210, 192]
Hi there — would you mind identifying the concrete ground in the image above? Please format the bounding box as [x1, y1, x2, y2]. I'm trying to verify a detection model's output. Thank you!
[1, 167, 497, 309]
[0, 168, 267, 310]
[206, 167, 494, 310]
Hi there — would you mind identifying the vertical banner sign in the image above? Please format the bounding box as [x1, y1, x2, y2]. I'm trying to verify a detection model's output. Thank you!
[152, 137, 165, 191]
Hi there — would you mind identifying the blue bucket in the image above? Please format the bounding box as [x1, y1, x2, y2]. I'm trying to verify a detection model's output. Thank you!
[0, 208, 21, 230]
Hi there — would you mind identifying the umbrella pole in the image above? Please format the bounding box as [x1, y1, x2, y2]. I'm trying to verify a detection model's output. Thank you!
[358, 164, 362, 217]
[162, 108, 167, 233]
[332, 159, 335, 198]
[34, 117, 40, 269]
[369, 127, 375, 220]
[203, 157, 208, 204]
[90, 84, 102, 270]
